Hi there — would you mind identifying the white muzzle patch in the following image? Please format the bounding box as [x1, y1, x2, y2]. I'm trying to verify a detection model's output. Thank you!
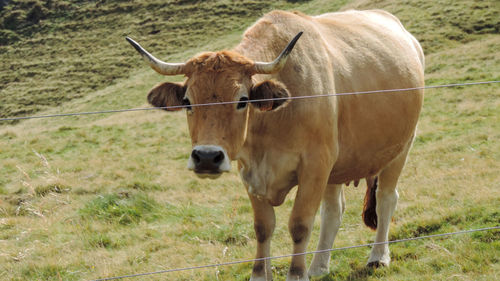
[187, 145, 231, 178]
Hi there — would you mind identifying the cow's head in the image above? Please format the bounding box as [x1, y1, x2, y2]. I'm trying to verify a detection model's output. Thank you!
[126, 33, 302, 178]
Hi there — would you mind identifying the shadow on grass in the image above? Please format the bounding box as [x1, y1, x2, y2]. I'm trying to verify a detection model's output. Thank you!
[344, 266, 376, 281]
[318, 265, 377, 281]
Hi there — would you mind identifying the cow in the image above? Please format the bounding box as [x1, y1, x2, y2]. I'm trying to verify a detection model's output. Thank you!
[126, 9, 424, 281]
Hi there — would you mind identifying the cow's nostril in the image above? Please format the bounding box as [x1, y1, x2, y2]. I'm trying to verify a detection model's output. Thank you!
[213, 151, 224, 164]
[191, 149, 225, 169]
[191, 150, 201, 164]
[191, 148, 226, 173]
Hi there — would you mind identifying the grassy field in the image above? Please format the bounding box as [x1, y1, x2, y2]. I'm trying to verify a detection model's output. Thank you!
[1, 0, 499, 280]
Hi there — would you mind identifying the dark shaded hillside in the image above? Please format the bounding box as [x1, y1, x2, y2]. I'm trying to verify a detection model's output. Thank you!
[0, 0, 289, 120]
[0, 0, 10, 10]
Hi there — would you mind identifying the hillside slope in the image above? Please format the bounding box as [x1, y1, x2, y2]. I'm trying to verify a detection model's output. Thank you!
[1, 0, 498, 120]
[0, 0, 298, 119]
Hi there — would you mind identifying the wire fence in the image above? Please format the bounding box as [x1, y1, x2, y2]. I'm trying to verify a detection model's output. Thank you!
[1, 80, 498, 122]
[91, 226, 500, 281]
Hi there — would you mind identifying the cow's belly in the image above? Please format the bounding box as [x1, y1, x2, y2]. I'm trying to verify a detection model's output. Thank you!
[329, 141, 407, 184]
[329, 84, 423, 184]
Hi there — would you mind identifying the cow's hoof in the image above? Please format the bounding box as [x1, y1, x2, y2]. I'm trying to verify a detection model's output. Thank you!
[287, 269, 309, 281]
[286, 275, 309, 281]
[308, 265, 329, 277]
[366, 261, 388, 268]
[250, 271, 272, 281]
[250, 275, 271, 281]
[250, 276, 273, 281]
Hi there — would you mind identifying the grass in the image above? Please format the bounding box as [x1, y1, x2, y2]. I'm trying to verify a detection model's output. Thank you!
[78, 193, 164, 225]
[0, 0, 499, 280]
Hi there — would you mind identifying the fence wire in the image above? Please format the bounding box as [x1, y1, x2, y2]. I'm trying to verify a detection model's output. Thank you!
[92, 226, 500, 281]
[1, 80, 498, 122]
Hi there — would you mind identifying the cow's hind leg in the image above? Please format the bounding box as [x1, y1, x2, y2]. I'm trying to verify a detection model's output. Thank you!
[249, 194, 276, 281]
[367, 146, 410, 267]
[308, 183, 345, 277]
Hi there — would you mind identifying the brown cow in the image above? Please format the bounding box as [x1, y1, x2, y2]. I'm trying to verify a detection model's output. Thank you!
[127, 9, 424, 281]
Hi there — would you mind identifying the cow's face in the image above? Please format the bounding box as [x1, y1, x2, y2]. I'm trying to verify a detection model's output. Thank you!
[147, 52, 290, 178]
[126, 32, 301, 178]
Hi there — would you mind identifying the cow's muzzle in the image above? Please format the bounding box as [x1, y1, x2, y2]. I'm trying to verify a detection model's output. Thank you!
[187, 145, 231, 179]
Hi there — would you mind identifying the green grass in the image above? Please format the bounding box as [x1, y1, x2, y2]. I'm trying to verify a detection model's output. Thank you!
[0, 0, 499, 280]
[78, 193, 164, 225]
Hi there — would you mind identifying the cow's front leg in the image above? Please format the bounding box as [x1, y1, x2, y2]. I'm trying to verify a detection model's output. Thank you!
[308, 183, 344, 277]
[287, 167, 330, 281]
[249, 193, 276, 281]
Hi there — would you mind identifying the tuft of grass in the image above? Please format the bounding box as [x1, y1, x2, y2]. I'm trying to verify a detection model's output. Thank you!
[34, 183, 70, 197]
[17, 264, 80, 281]
[86, 232, 125, 249]
[78, 193, 164, 225]
[126, 181, 164, 191]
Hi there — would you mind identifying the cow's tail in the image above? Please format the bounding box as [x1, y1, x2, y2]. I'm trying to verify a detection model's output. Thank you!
[362, 176, 378, 230]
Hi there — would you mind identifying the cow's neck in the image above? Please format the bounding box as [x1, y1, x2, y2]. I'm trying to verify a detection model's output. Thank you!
[237, 111, 300, 205]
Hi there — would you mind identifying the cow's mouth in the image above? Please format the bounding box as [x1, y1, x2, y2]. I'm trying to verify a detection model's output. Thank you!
[193, 170, 223, 179]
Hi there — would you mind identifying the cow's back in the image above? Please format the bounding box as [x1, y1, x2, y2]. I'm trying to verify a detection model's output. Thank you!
[236, 10, 424, 188]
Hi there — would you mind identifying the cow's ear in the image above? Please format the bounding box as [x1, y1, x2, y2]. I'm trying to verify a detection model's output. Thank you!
[147, 82, 186, 111]
[249, 80, 291, 111]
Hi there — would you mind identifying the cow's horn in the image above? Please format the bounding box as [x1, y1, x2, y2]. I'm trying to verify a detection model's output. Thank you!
[253, 31, 303, 74]
[126, 37, 185, 76]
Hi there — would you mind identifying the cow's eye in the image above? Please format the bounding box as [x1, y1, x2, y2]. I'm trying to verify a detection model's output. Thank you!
[182, 98, 192, 111]
[237, 96, 249, 110]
